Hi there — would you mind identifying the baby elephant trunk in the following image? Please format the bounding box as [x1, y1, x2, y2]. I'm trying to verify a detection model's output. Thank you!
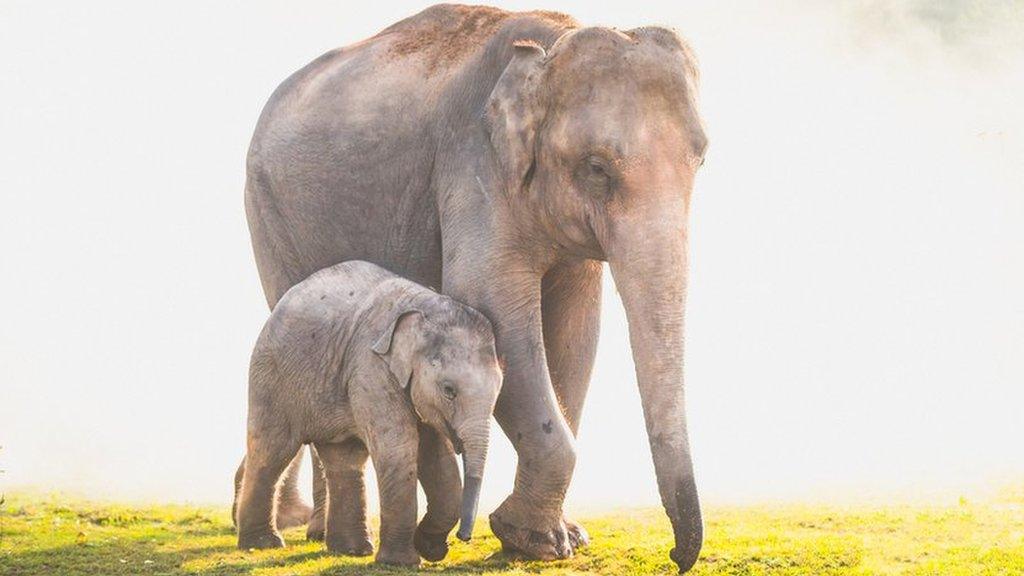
[456, 425, 489, 541]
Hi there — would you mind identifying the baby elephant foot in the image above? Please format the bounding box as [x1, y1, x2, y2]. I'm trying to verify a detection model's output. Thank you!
[237, 529, 286, 550]
[376, 545, 421, 567]
[326, 531, 374, 557]
[414, 525, 450, 562]
[490, 499, 572, 560]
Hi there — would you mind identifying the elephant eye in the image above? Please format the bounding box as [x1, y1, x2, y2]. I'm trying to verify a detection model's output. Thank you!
[578, 156, 613, 197]
[587, 158, 609, 181]
[441, 382, 458, 400]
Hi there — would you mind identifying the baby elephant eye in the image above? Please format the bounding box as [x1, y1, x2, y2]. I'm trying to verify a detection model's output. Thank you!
[442, 382, 458, 400]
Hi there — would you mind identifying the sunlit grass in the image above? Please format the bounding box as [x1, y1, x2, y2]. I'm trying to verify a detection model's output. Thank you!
[0, 491, 1021, 575]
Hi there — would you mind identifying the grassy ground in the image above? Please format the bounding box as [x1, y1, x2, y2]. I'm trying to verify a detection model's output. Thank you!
[0, 491, 1022, 575]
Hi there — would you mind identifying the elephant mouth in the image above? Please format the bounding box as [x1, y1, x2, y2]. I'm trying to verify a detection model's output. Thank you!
[445, 422, 464, 454]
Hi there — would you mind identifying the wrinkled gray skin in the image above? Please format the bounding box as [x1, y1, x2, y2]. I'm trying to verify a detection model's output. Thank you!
[245, 4, 707, 572]
[234, 261, 501, 567]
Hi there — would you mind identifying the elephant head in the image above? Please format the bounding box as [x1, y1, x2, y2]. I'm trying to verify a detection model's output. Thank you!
[372, 303, 503, 542]
[485, 26, 707, 571]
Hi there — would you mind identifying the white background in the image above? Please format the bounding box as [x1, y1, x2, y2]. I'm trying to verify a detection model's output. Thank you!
[2, 1, 1022, 510]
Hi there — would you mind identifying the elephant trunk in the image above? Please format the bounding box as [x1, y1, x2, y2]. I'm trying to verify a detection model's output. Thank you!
[456, 421, 490, 541]
[607, 216, 703, 573]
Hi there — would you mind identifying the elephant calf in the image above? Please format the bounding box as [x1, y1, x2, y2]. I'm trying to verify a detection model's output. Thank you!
[234, 260, 502, 566]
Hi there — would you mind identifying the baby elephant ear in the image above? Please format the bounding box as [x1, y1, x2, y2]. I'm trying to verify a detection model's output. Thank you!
[372, 309, 422, 389]
[485, 40, 546, 192]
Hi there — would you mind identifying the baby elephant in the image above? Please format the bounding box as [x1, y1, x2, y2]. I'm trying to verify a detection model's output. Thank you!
[235, 260, 502, 566]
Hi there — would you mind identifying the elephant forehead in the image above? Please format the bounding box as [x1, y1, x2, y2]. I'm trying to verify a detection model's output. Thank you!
[421, 322, 491, 361]
[543, 71, 706, 164]
[545, 27, 693, 90]
[546, 96, 693, 162]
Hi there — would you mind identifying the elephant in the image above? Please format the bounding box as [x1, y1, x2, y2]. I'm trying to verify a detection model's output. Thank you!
[243, 4, 707, 572]
[234, 261, 502, 566]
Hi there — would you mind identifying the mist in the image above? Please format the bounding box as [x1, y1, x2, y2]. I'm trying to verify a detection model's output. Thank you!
[1, 1, 1021, 510]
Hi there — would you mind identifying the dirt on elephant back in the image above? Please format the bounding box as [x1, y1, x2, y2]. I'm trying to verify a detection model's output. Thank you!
[384, 5, 576, 73]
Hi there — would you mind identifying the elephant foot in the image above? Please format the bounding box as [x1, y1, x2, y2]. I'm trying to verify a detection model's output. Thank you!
[489, 498, 573, 560]
[326, 531, 374, 557]
[238, 529, 286, 550]
[275, 498, 312, 530]
[375, 545, 421, 567]
[565, 518, 590, 549]
[414, 525, 450, 562]
[305, 507, 326, 541]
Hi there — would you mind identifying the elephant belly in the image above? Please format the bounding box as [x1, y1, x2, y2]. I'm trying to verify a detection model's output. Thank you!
[246, 38, 446, 305]
[247, 176, 443, 307]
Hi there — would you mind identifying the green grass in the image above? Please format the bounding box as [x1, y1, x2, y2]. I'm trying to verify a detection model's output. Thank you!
[0, 491, 1022, 575]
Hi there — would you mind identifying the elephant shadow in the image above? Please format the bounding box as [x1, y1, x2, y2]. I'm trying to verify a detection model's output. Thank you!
[0, 528, 541, 576]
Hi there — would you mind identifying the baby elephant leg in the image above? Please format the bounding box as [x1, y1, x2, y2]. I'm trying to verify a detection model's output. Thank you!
[370, 434, 420, 567]
[236, 428, 300, 550]
[414, 425, 461, 561]
[314, 440, 373, 556]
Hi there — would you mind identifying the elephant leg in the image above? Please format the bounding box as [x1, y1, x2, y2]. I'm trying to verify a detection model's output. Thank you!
[368, 431, 420, 567]
[236, 429, 300, 549]
[246, 183, 317, 532]
[489, 363, 577, 560]
[273, 450, 313, 530]
[306, 447, 328, 540]
[314, 439, 373, 556]
[540, 259, 603, 549]
[232, 455, 245, 528]
[442, 229, 578, 560]
[474, 278, 577, 561]
[414, 424, 461, 561]
[542, 260, 602, 433]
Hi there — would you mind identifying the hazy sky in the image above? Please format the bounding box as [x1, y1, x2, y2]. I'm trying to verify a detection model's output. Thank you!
[1, 1, 1022, 510]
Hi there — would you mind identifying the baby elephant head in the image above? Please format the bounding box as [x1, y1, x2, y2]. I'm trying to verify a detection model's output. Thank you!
[371, 301, 502, 541]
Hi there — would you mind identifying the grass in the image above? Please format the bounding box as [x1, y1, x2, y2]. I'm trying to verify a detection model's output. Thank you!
[0, 491, 1022, 575]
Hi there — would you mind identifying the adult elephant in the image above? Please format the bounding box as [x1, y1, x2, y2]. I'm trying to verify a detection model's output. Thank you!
[244, 4, 707, 572]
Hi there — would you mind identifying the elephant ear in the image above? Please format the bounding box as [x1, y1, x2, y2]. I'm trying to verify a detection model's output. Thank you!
[485, 40, 546, 192]
[371, 309, 422, 390]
